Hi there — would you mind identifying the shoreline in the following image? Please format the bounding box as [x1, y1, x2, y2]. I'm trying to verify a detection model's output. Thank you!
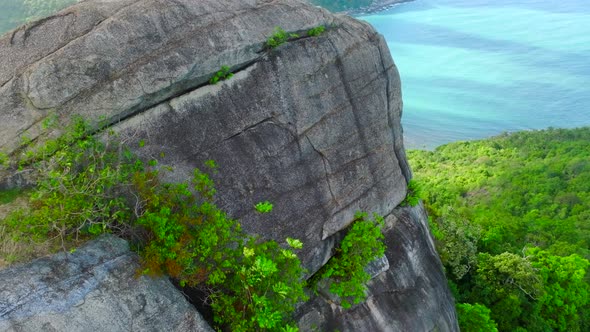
[344, 0, 414, 16]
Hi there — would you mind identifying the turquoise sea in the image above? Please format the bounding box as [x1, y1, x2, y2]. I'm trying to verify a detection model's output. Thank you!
[361, 0, 590, 149]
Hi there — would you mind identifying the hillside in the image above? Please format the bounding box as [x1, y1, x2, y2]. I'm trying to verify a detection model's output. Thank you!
[409, 127, 590, 331]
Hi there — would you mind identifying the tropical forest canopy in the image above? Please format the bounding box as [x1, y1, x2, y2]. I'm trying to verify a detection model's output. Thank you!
[409, 127, 590, 331]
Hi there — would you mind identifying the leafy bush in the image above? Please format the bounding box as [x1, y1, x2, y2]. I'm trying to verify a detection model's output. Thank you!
[209, 65, 233, 84]
[266, 27, 299, 49]
[307, 25, 325, 37]
[456, 303, 499, 332]
[430, 208, 481, 280]
[401, 179, 422, 206]
[135, 165, 308, 330]
[5, 117, 137, 252]
[209, 237, 307, 331]
[0, 152, 8, 169]
[314, 212, 386, 308]
[255, 201, 273, 213]
[0, 188, 23, 205]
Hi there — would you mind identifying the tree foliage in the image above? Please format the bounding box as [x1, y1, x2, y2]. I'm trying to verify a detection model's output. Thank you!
[456, 303, 499, 332]
[313, 212, 385, 308]
[409, 127, 590, 331]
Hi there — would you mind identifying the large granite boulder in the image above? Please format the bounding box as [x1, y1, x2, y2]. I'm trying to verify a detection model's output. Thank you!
[0, 0, 457, 330]
[0, 235, 212, 332]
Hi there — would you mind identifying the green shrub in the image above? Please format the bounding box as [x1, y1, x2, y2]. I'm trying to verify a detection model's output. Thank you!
[6, 118, 137, 246]
[0, 151, 8, 169]
[135, 167, 307, 330]
[0, 188, 26, 205]
[307, 25, 325, 37]
[456, 303, 499, 332]
[209, 65, 233, 84]
[255, 201, 273, 213]
[401, 179, 422, 207]
[266, 27, 299, 49]
[209, 237, 307, 331]
[314, 212, 386, 308]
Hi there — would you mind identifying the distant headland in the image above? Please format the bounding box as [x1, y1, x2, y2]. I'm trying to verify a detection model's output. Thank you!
[311, 0, 414, 15]
[347, 0, 415, 15]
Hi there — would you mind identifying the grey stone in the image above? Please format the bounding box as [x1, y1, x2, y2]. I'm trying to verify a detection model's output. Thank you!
[0, 235, 213, 332]
[366, 254, 390, 278]
[295, 203, 459, 332]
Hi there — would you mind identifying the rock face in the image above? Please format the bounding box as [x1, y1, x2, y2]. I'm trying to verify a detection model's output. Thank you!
[0, 235, 212, 332]
[0, 0, 410, 276]
[296, 204, 458, 331]
[0, 0, 457, 330]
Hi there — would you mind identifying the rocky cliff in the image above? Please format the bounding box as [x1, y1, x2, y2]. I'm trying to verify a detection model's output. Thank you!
[0, 236, 213, 332]
[0, 0, 458, 330]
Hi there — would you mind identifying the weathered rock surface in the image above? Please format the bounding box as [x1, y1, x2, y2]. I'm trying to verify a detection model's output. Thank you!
[0, 235, 213, 332]
[0, 0, 457, 330]
[0, 0, 411, 275]
[296, 203, 458, 331]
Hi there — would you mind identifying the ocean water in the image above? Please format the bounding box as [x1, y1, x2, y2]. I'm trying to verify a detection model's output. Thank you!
[361, 0, 590, 149]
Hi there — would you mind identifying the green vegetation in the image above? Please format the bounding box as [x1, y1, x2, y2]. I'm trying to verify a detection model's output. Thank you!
[0, 152, 8, 168]
[409, 127, 590, 331]
[3, 118, 133, 261]
[209, 65, 233, 84]
[264, 25, 325, 50]
[401, 179, 422, 207]
[0, 188, 23, 205]
[255, 201, 274, 214]
[306, 25, 325, 37]
[266, 27, 299, 49]
[456, 303, 499, 332]
[313, 212, 385, 308]
[1, 117, 387, 330]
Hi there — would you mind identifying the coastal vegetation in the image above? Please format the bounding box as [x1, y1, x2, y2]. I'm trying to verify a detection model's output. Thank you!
[409, 127, 590, 332]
